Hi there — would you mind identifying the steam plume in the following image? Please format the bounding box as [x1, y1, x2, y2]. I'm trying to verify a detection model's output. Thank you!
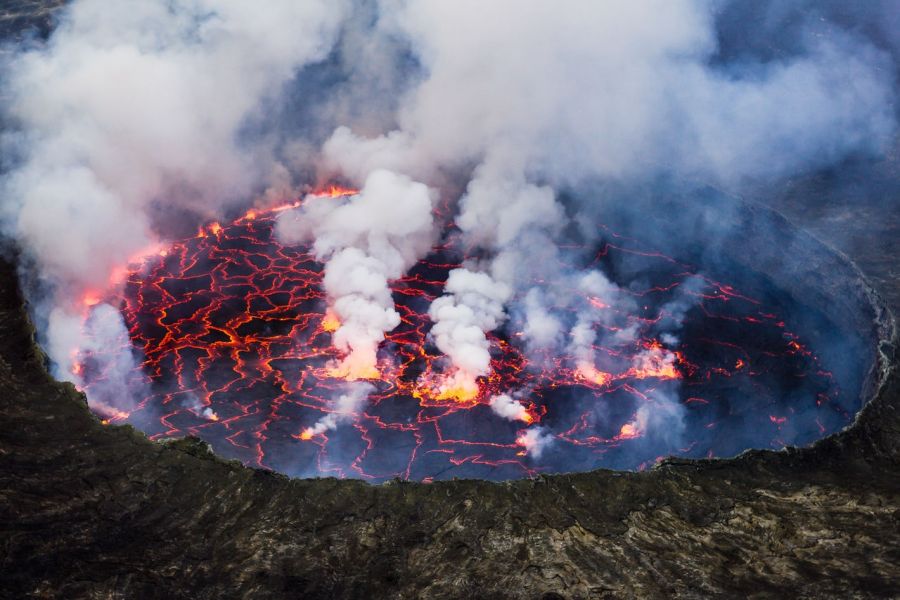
[276, 169, 434, 379]
[2, 0, 350, 412]
[489, 394, 531, 423]
[0, 0, 896, 470]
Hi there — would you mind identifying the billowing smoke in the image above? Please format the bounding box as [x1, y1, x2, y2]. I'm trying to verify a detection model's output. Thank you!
[489, 393, 532, 423]
[1, 0, 350, 410]
[315, 1, 895, 452]
[566, 271, 637, 379]
[63, 302, 144, 417]
[424, 167, 563, 398]
[325, 2, 894, 185]
[425, 269, 511, 398]
[0, 0, 896, 474]
[275, 169, 434, 380]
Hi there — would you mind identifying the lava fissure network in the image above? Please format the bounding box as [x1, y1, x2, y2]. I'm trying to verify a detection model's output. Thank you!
[75, 190, 846, 482]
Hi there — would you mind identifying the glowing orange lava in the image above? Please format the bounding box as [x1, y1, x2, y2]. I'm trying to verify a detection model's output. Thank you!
[321, 310, 340, 332]
[325, 360, 382, 381]
[72, 188, 844, 482]
[81, 292, 101, 307]
[576, 363, 613, 387]
[318, 185, 359, 198]
[617, 422, 640, 439]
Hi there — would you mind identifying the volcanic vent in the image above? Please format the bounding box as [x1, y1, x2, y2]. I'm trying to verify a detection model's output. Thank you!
[70, 185, 862, 483]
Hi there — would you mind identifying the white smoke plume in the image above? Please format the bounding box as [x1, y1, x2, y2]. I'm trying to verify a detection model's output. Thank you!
[320, 1, 895, 416]
[301, 382, 374, 439]
[520, 288, 563, 352]
[425, 268, 511, 396]
[566, 271, 637, 375]
[326, 2, 894, 189]
[422, 161, 568, 394]
[65, 303, 142, 417]
[629, 391, 688, 448]
[182, 394, 218, 422]
[276, 169, 434, 379]
[1, 0, 350, 413]
[1, 0, 896, 455]
[516, 426, 554, 459]
[488, 393, 531, 423]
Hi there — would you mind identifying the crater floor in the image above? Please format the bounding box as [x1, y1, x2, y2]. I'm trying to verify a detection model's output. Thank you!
[77, 203, 854, 482]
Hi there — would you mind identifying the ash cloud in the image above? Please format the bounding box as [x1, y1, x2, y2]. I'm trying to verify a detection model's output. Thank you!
[315, 0, 895, 457]
[0, 0, 895, 471]
[1, 0, 349, 410]
[275, 169, 434, 380]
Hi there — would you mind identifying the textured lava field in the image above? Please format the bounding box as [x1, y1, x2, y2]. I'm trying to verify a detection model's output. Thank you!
[77, 196, 848, 481]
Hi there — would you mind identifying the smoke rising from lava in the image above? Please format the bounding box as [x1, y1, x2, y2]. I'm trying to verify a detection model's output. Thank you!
[0, 0, 896, 478]
[1, 0, 350, 399]
[275, 169, 434, 381]
[301, 382, 375, 440]
[315, 0, 896, 441]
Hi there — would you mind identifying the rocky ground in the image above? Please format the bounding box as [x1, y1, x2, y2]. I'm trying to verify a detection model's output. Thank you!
[1, 3, 899, 599]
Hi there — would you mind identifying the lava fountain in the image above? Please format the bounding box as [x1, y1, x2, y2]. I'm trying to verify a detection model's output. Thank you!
[73, 188, 858, 482]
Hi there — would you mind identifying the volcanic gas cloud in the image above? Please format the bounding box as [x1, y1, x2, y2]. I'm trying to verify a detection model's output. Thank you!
[1, 1, 896, 481]
[71, 178, 846, 481]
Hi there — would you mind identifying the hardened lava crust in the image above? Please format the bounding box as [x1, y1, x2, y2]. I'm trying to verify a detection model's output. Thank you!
[0, 189, 897, 599]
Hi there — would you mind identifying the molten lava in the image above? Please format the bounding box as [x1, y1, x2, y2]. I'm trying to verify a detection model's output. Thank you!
[74, 190, 848, 482]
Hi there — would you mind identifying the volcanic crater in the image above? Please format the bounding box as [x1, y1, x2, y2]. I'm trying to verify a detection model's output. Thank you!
[74, 188, 878, 482]
[2, 185, 896, 598]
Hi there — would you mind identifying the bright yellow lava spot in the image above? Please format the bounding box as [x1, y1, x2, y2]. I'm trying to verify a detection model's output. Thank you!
[82, 292, 101, 307]
[619, 423, 638, 438]
[434, 385, 478, 403]
[576, 363, 612, 386]
[326, 361, 380, 381]
[321, 311, 340, 333]
[632, 363, 678, 380]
